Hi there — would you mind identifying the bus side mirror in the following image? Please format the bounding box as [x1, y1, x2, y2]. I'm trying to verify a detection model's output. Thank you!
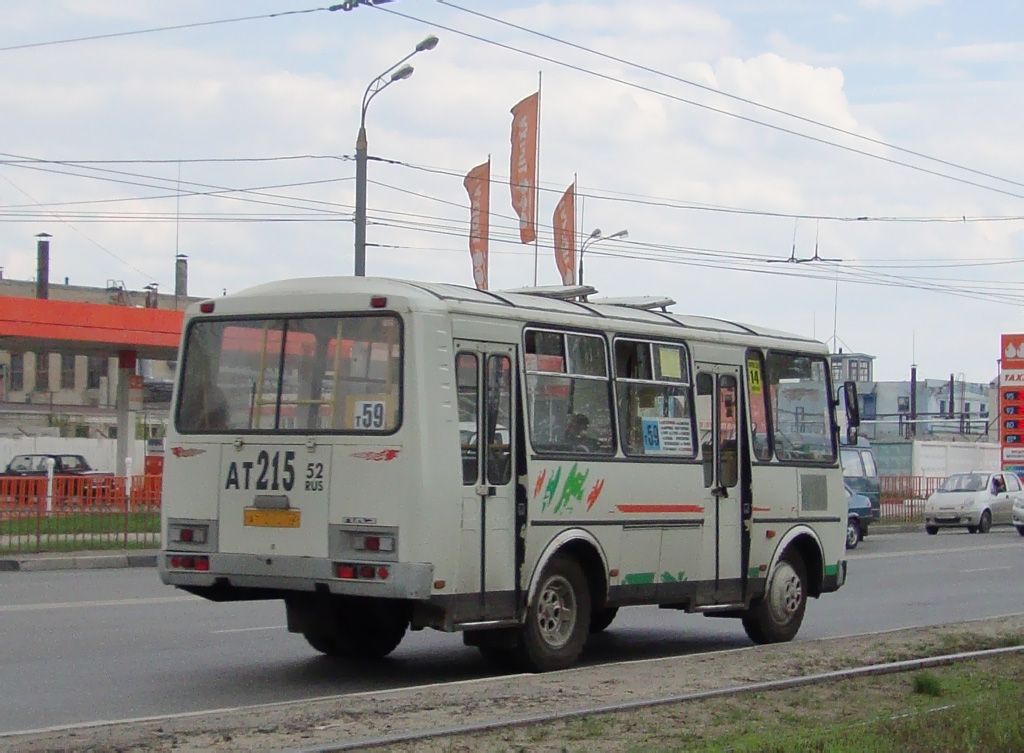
[842, 381, 860, 444]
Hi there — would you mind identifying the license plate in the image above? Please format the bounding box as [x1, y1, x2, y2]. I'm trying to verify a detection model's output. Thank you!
[244, 508, 301, 528]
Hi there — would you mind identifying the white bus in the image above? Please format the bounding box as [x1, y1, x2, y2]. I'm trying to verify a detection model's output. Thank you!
[160, 277, 859, 672]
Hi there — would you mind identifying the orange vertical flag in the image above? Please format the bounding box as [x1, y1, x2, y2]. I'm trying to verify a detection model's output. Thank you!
[509, 92, 539, 244]
[464, 160, 490, 290]
[553, 183, 576, 286]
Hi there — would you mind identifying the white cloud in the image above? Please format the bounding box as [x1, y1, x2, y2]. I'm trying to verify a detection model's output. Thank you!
[858, 0, 943, 15]
[0, 1, 1020, 384]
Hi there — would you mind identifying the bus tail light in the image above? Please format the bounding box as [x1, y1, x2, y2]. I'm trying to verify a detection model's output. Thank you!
[170, 524, 209, 545]
[168, 555, 209, 571]
[352, 534, 395, 552]
[337, 564, 356, 579]
[335, 563, 390, 581]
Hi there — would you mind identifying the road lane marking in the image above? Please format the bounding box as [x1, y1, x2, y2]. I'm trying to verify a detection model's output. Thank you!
[0, 595, 199, 613]
[212, 625, 286, 634]
[851, 542, 1021, 560]
[960, 566, 1015, 573]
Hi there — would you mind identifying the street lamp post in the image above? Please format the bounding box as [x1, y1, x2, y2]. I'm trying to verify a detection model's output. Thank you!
[354, 35, 438, 277]
[578, 228, 628, 286]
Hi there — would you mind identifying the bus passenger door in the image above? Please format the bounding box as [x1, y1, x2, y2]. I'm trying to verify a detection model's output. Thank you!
[695, 364, 748, 604]
[455, 342, 518, 621]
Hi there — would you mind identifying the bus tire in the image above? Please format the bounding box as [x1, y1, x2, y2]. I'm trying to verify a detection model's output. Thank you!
[477, 645, 521, 671]
[303, 631, 345, 657]
[742, 551, 807, 644]
[306, 602, 408, 659]
[518, 554, 591, 672]
[590, 607, 618, 633]
[351, 607, 408, 659]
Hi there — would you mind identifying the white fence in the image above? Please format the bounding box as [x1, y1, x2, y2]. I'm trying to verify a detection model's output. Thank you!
[0, 438, 147, 475]
[912, 441, 999, 477]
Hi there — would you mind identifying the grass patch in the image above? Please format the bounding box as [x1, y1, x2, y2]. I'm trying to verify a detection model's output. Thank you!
[0, 538, 159, 554]
[0, 511, 159, 536]
[433, 652, 1024, 753]
[911, 671, 943, 697]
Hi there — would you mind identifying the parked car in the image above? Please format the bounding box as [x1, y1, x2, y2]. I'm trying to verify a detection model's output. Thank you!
[924, 471, 1022, 535]
[1013, 494, 1024, 537]
[845, 483, 872, 550]
[1, 454, 110, 478]
[840, 441, 880, 525]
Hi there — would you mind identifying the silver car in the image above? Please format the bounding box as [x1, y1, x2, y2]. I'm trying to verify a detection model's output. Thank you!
[924, 471, 1022, 535]
[1013, 494, 1024, 537]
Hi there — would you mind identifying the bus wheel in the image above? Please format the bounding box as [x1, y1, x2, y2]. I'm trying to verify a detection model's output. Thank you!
[518, 554, 591, 672]
[306, 602, 408, 659]
[742, 551, 807, 644]
[590, 607, 619, 633]
[350, 605, 409, 658]
[477, 645, 521, 671]
[303, 631, 345, 657]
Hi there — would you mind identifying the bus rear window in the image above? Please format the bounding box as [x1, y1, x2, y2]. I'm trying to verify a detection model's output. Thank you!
[176, 315, 402, 434]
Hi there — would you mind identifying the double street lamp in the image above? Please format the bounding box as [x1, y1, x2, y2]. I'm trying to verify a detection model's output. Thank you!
[578, 228, 628, 286]
[354, 35, 439, 277]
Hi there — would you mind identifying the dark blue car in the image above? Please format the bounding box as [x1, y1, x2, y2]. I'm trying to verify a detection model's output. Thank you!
[845, 483, 873, 550]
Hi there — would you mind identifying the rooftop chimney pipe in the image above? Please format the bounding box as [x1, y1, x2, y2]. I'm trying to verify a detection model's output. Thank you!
[36, 233, 52, 299]
[175, 253, 188, 302]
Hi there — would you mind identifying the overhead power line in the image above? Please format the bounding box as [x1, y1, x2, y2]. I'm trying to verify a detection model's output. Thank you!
[0, 6, 357, 53]
[439, 1, 1024, 193]
[375, 4, 1024, 201]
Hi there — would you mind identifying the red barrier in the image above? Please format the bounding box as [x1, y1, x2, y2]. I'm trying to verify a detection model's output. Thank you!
[0, 474, 162, 554]
[879, 476, 944, 524]
[0, 475, 163, 510]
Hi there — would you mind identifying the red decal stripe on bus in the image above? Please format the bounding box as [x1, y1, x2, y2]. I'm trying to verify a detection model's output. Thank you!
[616, 504, 704, 514]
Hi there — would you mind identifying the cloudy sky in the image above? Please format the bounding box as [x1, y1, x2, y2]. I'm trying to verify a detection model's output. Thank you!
[1, 0, 1022, 383]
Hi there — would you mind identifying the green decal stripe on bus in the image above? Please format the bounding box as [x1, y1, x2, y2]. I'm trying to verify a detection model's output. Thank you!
[824, 564, 839, 577]
[623, 572, 656, 585]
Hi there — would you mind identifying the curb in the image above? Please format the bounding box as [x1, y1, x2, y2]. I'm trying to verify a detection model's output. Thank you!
[869, 524, 920, 535]
[0, 552, 157, 572]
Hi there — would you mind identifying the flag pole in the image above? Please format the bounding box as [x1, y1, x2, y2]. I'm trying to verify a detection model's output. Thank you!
[533, 70, 542, 286]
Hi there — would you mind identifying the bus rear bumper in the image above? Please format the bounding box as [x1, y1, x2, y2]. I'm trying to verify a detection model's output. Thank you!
[159, 551, 434, 601]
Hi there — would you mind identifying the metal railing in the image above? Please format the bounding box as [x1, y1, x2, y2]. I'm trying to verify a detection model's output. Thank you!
[879, 475, 945, 524]
[0, 473, 950, 553]
[0, 475, 161, 554]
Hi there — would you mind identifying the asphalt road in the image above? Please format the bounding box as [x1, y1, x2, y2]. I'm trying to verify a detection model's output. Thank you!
[1, 528, 1021, 736]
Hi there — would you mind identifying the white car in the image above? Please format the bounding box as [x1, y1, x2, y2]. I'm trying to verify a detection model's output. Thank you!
[1014, 495, 1024, 537]
[924, 471, 1022, 535]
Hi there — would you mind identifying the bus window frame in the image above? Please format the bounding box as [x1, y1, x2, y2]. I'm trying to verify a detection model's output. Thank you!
[764, 349, 838, 466]
[745, 348, 774, 464]
[612, 335, 697, 462]
[522, 325, 617, 458]
[174, 311, 405, 436]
